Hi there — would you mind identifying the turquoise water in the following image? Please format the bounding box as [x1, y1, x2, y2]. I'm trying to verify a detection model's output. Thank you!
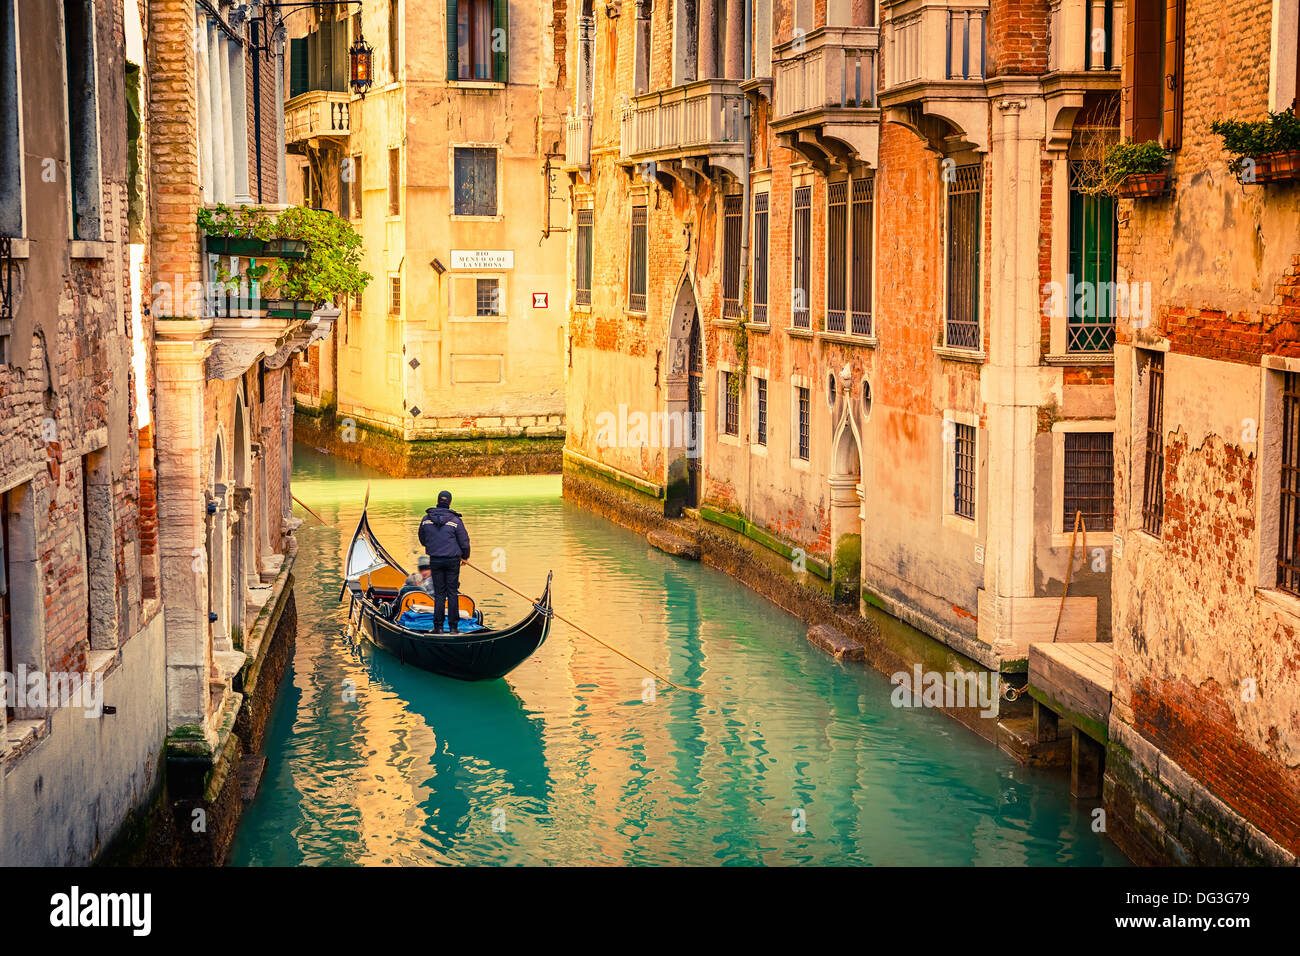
[228, 446, 1128, 866]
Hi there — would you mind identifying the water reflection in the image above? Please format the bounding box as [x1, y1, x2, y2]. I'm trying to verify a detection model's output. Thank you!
[229, 446, 1127, 866]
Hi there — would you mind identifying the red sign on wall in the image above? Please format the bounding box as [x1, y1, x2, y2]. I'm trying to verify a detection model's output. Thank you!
[533, 293, 548, 309]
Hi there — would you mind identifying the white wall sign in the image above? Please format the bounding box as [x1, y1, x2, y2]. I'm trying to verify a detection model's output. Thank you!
[451, 249, 514, 270]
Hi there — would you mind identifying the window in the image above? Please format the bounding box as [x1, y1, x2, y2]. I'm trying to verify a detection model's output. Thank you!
[289, 18, 348, 96]
[1278, 372, 1300, 596]
[352, 290, 363, 312]
[337, 162, 350, 219]
[1140, 351, 1165, 536]
[64, 0, 102, 240]
[1, 484, 40, 722]
[851, 177, 873, 335]
[827, 181, 847, 332]
[953, 423, 976, 519]
[1068, 163, 1117, 352]
[1268, 2, 1300, 111]
[797, 386, 810, 460]
[387, 147, 400, 215]
[476, 278, 499, 316]
[575, 208, 593, 306]
[723, 373, 739, 436]
[1124, 0, 1184, 147]
[389, 275, 401, 314]
[752, 192, 768, 325]
[722, 195, 742, 318]
[628, 204, 647, 312]
[1063, 432, 1114, 531]
[448, 0, 508, 82]
[453, 146, 497, 216]
[755, 377, 768, 446]
[389, 0, 400, 80]
[350, 154, 362, 218]
[0, 0, 20, 239]
[946, 163, 981, 350]
[792, 185, 811, 328]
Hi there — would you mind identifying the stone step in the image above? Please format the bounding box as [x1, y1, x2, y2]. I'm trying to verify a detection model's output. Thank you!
[997, 716, 1072, 768]
[806, 624, 865, 662]
[647, 529, 701, 560]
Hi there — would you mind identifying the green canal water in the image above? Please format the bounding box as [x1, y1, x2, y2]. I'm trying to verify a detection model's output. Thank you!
[229, 446, 1128, 866]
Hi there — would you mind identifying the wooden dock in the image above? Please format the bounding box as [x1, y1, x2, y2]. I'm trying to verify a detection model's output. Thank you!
[1026, 642, 1115, 798]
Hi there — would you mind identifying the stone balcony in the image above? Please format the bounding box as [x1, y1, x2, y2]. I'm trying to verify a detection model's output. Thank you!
[1043, 0, 1123, 149]
[620, 79, 746, 183]
[772, 25, 882, 170]
[284, 90, 351, 148]
[564, 110, 592, 173]
[879, 0, 990, 152]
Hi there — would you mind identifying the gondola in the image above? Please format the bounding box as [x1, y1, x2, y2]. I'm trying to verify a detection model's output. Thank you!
[339, 493, 553, 681]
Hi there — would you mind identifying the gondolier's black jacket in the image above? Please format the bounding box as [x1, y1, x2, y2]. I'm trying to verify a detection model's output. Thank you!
[419, 506, 470, 560]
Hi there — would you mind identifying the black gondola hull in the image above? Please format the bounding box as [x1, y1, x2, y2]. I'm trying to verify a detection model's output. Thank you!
[348, 583, 552, 681]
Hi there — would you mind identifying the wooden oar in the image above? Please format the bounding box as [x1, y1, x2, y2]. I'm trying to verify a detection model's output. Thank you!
[463, 561, 706, 697]
[291, 494, 333, 527]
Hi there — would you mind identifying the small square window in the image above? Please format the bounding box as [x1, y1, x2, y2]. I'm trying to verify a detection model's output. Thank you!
[953, 423, 976, 519]
[476, 278, 499, 316]
[1063, 432, 1114, 532]
[388, 275, 401, 314]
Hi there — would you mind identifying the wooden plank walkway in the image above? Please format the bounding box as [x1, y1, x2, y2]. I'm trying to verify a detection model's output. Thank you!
[1027, 642, 1114, 744]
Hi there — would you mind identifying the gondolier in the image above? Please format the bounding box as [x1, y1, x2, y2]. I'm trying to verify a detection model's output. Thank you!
[418, 490, 471, 635]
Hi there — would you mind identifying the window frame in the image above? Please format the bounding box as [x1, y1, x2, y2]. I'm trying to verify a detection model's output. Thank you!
[943, 161, 982, 351]
[61, 0, 104, 243]
[450, 144, 500, 219]
[751, 190, 769, 326]
[387, 146, 400, 217]
[942, 410, 980, 536]
[627, 203, 648, 313]
[575, 207, 593, 308]
[791, 184, 811, 330]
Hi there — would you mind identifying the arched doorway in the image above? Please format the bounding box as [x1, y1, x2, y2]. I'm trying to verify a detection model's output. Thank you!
[664, 276, 703, 516]
[829, 377, 864, 602]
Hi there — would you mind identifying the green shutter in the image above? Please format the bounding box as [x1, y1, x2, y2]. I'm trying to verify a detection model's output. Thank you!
[493, 0, 508, 83]
[290, 36, 309, 98]
[447, 0, 459, 81]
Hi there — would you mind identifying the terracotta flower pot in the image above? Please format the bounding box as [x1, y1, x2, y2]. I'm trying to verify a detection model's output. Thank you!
[1252, 149, 1300, 183]
[1117, 170, 1170, 199]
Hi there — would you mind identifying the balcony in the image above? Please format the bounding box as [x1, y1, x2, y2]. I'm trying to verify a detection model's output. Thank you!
[772, 26, 881, 170]
[564, 111, 592, 173]
[284, 90, 351, 149]
[1044, 0, 1123, 148]
[879, 1, 989, 152]
[620, 80, 746, 183]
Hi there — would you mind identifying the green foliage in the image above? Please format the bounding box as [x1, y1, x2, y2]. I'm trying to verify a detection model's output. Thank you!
[1211, 109, 1300, 173]
[1102, 139, 1170, 180]
[199, 204, 371, 304]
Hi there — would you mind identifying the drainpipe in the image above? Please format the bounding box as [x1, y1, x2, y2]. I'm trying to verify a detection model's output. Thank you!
[741, 0, 753, 519]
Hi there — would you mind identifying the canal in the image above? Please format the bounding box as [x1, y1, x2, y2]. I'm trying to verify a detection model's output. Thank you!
[229, 446, 1128, 866]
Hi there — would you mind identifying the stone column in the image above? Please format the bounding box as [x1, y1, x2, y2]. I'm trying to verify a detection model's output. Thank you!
[207, 24, 226, 201]
[724, 0, 744, 79]
[699, 0, 719, 78]
[154, 335, 216, 737]
[216, 32, 235, 202]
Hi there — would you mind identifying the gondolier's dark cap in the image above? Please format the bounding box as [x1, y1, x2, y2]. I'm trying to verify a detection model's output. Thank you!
[437, 490, 453, 506]
[417, 554, 431, 569]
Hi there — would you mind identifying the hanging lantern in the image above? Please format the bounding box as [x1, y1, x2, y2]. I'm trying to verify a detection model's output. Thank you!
[349, 36, 374, 94]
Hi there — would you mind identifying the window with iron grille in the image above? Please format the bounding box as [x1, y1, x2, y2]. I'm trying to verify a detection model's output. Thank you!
[851, 177, 873, 335]
[628, 205, 647, 312]
[476, 278, 499, 315]
[722, 195, 742, 318]
[1140, 351, 1165, 536]
[1068, 163, 1117, 353]
[945, 163, 981, 349]
[953, 423, 976, 519]
[389, 275, 401, 314]
[827, 181, 847, 333]
[723, 373, 739, 436]
[453, 146, 497, 216]
[752, 193, 769, 325]
[388, 147, 400, 216]
[575, 208, 593, 306]
[797, 386, 810, 460]
[756, 377, 767, 445]
[792, 185, 811, 329]
[1064, 432, 1114, 532]
[1277, 372, 1300, 596]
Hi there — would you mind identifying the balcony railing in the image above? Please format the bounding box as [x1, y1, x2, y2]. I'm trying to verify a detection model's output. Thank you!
[883, 4, 987, 89]
[284, 90, 351, 145]
[620, 80, 745, 164]
[1049, 0, 1123, 73]
[773, 26, 880, 121]
[565, 111, 592, 171]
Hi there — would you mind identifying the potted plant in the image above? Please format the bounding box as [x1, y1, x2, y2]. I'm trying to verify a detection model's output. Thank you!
[1211, 109, 1300, 184]
[1103, 140, 1172, 198]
